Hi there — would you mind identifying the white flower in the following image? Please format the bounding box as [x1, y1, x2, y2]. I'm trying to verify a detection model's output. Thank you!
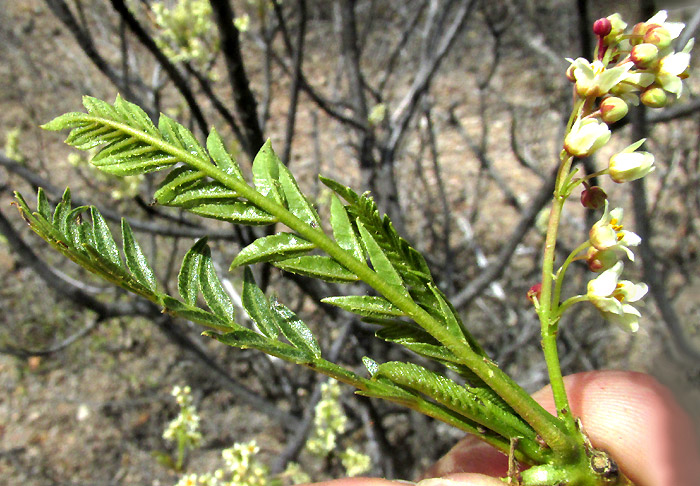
[569, 58, 633, 98]
[608, 139, 655, 183]
[656, 51, 691, 96]
[589, 201, 641, 260]
[645, 11, 685, 41]
[587, 261, 648, 332]
[564, 118, 611, 157]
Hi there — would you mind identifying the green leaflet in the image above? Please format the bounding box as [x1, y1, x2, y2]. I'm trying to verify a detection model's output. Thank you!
[252, 140, 284, 205]
[52, 188, 72, 237]
[188, 201, 277, 225]
[162, 296, 232, 332]
[158, 114, 207, 161]
[242, 268, 279, 339]
[277, 162, 322, 227]
[375, 361, 536, 441]
[273, 255, 359, 283]
[113, 95, 159, 136]
[199, 245, 235, 322]
[179, 238, 207, 306]
[428, 283, 467, 344]
[91, 142, 179, 176]
[362, 356, 380, 377]
[330, 195, 364, 261]
[207, 128, 244, 180]
[153, 166, 207, 205]
[165, 181, 240, 208]
[121, 219, 157, 293]
[36, 188, 51, 221]
[321, 295, 405, 318]
[230, 232, 315, 268]
[356, 220, 404, 291]
[41, 111, 90, 132]
[90, 206, 123, 270]
[270, 299, 321, 358]
[205, 328, 313, 364]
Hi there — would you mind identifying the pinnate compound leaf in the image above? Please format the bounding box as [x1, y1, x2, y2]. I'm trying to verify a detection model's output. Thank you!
[270, 299, 321, 358]
[321, 295, 405, 318]
[207, 128, 244, 180]
[273, 255, 359, 282]
[242, 268, 279, 339]
[230, 232, 315, 269]
[121, 219, 157, 293]
[179, 238, 207, 306]
[330, 195, 364, 261]
[199, 245, 235, 322]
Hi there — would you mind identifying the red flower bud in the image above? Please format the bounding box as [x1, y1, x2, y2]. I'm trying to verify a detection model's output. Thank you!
[527, 283, 542, 303]
[593, 18, 612, 37]
[581, 185, 607, 210]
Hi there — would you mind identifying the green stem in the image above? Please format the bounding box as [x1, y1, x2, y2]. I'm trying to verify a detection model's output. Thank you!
[557, 295, 589, 318]
[537, 153, 577, 433]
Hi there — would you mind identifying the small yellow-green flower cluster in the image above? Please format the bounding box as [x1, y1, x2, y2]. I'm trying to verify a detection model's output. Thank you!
[221, 440, 269, 486]
[305, 380, 371, 476]
[173, 440, 270, 486]
[305, 379, 348, 456]
[4, 127, 25, 164]
[163, 385, 203, 449]
[339, 448, 372, 477]
[151, 0, 218, 64]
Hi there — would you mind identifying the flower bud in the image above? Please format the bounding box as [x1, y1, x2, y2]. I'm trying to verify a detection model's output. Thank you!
[604, 14, 628, 44]
[631, 22, 651, 45]
[644, 25, 672, 50]
[564, 118, 611, 158]
[581, 185, 607, 209]
[600, 96, 628, 124]
[609, 140, 655, 183]
[527, 283, 542, 303]
[640, 86, 668, 108]
[586, 247, 618, 272]
[630, 43, 659, 69]
[593, 18, 612, 37]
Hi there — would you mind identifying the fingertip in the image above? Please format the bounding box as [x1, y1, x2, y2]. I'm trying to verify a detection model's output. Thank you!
[417, 475, 505, 486]
[420, 434, 508, 479]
